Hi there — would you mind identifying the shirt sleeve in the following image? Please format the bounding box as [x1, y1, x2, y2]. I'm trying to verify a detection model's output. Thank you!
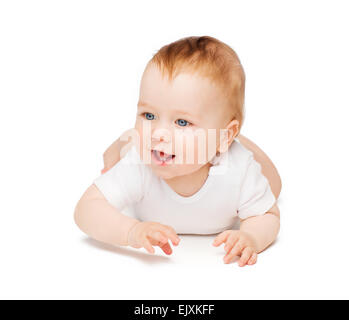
[237, 154, 276, 220]
[93, 146, 145, 212]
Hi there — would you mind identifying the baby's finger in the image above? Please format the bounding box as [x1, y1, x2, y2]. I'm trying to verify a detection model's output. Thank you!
[212, 230, 231, 247]
[143, 238, 155, 254]
[159, 226, 180, 246]
[238, 247, 253, 267]
[224, 232, 239, 253]
[148, 230, 168, 246]
[247, 252, 258, 265]
[223, 240, 244, 264]
[160, 242, 173, 255]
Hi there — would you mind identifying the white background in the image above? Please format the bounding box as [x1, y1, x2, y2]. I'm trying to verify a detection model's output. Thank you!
[1, 0, 348, 299]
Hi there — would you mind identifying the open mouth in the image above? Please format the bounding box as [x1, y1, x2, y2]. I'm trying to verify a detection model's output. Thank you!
[151, 150, 175, 164]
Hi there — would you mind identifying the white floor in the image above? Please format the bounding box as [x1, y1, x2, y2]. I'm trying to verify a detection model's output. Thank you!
[1, 187, 349, 299]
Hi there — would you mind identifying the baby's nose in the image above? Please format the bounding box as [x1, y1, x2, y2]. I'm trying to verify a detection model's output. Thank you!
[151, 128, 172, 143]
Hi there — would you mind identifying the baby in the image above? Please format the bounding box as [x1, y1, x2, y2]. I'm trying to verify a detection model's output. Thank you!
[74, 36, 282, 267]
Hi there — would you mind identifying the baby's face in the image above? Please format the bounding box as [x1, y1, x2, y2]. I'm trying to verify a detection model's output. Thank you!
[134, 63, 235, 180]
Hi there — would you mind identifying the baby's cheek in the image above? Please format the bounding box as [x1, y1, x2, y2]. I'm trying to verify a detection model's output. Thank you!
[133, 128, 150, 162]
[175, 129, 198, 164]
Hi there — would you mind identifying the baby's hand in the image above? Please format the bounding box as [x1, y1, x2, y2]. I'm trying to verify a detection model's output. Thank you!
[127, 221, 180, 255]
[212, 230, 258, 267]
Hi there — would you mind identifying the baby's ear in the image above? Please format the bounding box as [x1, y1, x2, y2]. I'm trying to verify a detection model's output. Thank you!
[228, 119, 240, 139]
[218, 119, 239, 152]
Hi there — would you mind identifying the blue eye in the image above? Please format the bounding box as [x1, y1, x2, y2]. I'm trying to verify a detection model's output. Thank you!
[176, 119, 190, 127]
[144, 112, 155, 120]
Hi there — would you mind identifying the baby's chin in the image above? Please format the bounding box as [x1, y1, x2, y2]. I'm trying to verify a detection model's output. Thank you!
[154, 171, 177, 180]
[149, 163, 206, 180]
[148, 164, 181, 180]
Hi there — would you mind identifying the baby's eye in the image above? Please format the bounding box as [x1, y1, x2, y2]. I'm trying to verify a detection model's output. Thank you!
[175, 119, 191, 127]
[143, 112, 155, 120]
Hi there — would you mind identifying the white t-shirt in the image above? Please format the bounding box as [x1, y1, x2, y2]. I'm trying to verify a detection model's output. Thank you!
[93, 139, 276, 235]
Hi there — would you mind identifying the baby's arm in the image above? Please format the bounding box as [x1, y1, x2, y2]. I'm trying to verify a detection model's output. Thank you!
[213, 149, 281, 266]
[74, 184, 140, 246]
[74, 184, 180, 254]
[239, 203, 280, 253]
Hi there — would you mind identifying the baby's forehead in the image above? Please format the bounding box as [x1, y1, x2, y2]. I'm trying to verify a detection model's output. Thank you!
[142, 64, 226, 102]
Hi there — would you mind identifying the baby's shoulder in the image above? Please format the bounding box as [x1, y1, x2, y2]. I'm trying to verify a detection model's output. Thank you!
[118, 143, 143, 165]
[209, 139, 253, 180]
[104, 143, 148, 179]
[227, 139, 255, 170]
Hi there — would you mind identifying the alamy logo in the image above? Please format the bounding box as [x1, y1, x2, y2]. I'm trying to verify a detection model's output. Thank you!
[119, 120, 230, 174]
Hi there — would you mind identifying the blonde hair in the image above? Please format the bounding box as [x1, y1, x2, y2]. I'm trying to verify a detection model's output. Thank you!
[148, 35, 246, 129]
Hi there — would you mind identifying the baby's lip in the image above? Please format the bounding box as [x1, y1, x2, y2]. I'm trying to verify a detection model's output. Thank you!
[151, 149, 175, 157]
